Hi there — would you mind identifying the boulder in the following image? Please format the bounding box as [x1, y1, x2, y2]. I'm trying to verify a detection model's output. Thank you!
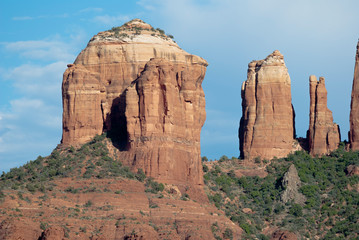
[239, 50, 295, 160]
[307, 75, 340, 156]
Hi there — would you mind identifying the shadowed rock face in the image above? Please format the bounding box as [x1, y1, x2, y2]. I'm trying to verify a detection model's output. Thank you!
[239, 50, 295, 161]
[61, 19, 207, 187]
[350, 40, 359, 150]
[307, 76, 340, 156]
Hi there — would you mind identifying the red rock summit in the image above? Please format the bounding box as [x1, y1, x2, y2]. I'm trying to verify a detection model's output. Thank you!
[350, 40, 359, 150]
[307, 75, 340, 156]
[61, 19, 208, 186]
[239, 50, 296, 160]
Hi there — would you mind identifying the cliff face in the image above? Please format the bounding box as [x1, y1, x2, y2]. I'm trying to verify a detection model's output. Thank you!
[239, 50, 295, 160]
[61, 19, 207, 187]
[124, 58, 206, 185]
[349, 40, 359, 150]
[307, 76, 340, 156]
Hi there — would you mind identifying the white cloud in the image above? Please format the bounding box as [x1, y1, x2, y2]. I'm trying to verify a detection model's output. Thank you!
[0, 34, 83, 172]
[4, 38, 76, 62]
[12, 14, 69, 21]
[4, 62, 66, 101]
[78, 7, 103, 13]
[93, 15, 131, 26]
[12, 16, 34, 21]
[136, 0, 157, 10]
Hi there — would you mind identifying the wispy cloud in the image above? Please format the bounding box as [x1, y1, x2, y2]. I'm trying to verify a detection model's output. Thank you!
[78, 7, 103, 13]
[12, 16, 35, 21]
[93, 14, 131, 26]
[136, 0, 157, 10]
[4, 38, 76, 62]
[12, 14, 69, 21]
[0, 34, 83, 172]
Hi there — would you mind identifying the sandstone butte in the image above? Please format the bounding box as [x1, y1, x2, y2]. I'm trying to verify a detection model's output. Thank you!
[61, 19, 208, 194]
[307, 75, 340, 156]
[349, 40, 359, 150]
[239, 50, 296, 161]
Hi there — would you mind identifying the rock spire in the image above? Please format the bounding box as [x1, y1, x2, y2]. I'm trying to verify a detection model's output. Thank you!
[239, 50, 296, 160]
[349, 40, 359, 150]
[307, 76, 340, 156]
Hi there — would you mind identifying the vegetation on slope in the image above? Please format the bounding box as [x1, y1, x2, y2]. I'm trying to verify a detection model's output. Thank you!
[0, 134, 162, 196]
[1, 136, 359, 239]
[203, 144, 359, 240]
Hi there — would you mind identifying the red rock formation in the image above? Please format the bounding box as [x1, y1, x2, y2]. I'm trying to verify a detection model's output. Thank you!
[239, 50, 296, 160]
[307, 75, 340, 156]
[349, 40, 359, 150]
[62, 19, 207, 146]
[61, 19, 208, 187]
[124, 58, 206, 186]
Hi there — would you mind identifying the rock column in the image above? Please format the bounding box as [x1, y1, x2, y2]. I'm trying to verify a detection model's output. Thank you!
[239, 50, 295, 160]
[349, 40, 359, 150]
[307, 75, 340, 156]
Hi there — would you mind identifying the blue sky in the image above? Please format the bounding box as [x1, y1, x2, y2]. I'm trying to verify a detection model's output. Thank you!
[1, 0, 359, 172]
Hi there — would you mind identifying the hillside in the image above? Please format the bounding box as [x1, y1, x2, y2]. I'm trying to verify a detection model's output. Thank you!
[1, 136, 358, 239]
[203, 145, 359, 239]
[0, 135, 241, 240]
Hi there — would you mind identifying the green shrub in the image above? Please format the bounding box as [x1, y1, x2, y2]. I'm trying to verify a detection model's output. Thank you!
[135, 168, 146, 182]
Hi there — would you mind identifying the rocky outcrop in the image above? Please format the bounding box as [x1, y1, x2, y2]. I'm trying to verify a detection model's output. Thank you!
[61, 19, 207, 187]
[307, 75, 340, 156]
[349, 40, 359, 150]
[239, 50, 296, 160]
[347, 165, 359, 176]
[39, 226, 65, 240]
[271, 230, 298, 240]
[281, 164, 306, 205]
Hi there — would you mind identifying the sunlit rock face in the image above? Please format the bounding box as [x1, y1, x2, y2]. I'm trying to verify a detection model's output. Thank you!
[124, 58, 206, 186]
[239, 50, 295, 161]
[307, 75, 340, 156]
[62, 19, 208, 188]
[349, 40, 359, 150]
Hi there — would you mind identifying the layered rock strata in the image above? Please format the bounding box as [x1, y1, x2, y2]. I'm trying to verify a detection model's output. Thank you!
[62, 19, 208, 186]
[349, 40, 359, 150]
[123, 58, 206, 185]
[307, 75, 340, 156]
[239, 50, 295, 160]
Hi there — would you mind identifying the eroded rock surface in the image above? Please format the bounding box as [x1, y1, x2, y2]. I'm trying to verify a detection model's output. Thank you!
[239, 50, 295, 160]
[307, 75, 340, 156]
[123, 58, 206, 186]
[62, 19, 207, 146]
[281, 164, 306, 205]
[61, 19, 207, 189]
[349, 40, 359, 150]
